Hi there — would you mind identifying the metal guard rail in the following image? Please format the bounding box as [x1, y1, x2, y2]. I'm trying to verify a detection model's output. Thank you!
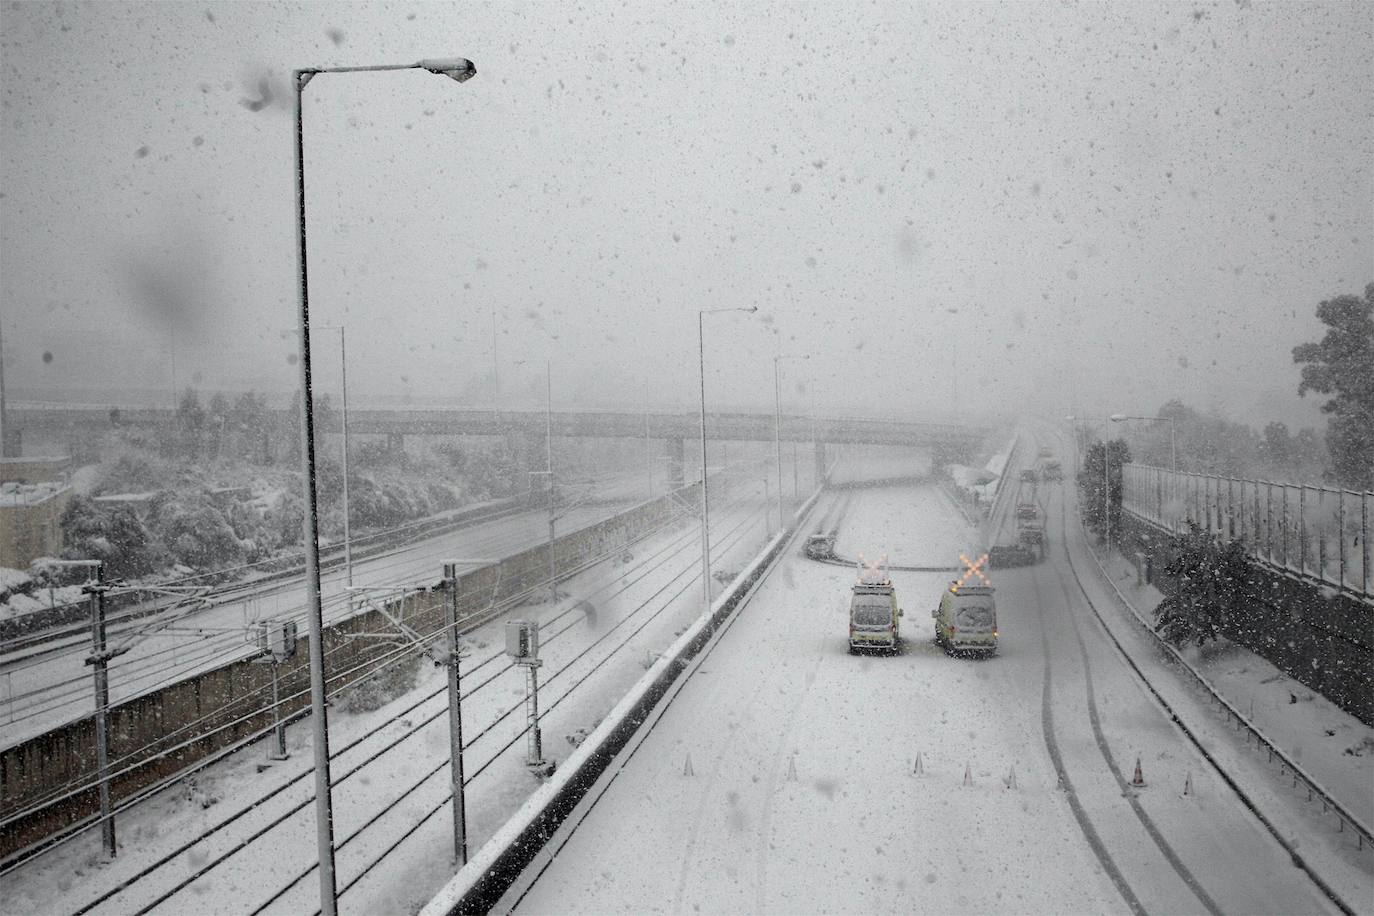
[1074, 506, 1372, 856]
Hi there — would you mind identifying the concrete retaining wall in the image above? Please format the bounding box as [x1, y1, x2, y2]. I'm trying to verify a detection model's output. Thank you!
[0, 483, 701, 861]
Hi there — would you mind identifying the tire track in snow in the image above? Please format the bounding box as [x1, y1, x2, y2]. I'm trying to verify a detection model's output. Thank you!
[1036, 417, 1354, 916]
[1040, 539, 1223, 916]
[753, 637, 826, 914]
[666, 498, 830, 915]
[1031, 538, 1147, 916]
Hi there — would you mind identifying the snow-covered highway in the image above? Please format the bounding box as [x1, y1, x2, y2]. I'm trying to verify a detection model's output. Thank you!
[505, 464, 1361, 912]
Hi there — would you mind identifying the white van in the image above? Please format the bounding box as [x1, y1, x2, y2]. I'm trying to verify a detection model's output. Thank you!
[933, 584, 997, 656]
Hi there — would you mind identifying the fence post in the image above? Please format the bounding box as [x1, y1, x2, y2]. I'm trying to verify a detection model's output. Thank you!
[1265, 482, 1272, 563]
[1362, 493, 1369, 598]
[1282, 485, 1289, 570]
[1299, 485, 1307, 576]
[1338, 490, 1345, 591]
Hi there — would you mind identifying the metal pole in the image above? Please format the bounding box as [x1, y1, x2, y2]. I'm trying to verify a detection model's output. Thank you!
[86, 562, 115, 859]
[773, 356, 783, 529]
[526, 664, 544, 768]
[492, 306, 500, 405]
[644, 405, 652, 501]
[339, 328, 352, 588]
[698, 312, 712, 615]
[292, 70, 339, 916]
[546, 362, 556, 604]
[442, 561, 468, 865]
[269, 659, 288, 760]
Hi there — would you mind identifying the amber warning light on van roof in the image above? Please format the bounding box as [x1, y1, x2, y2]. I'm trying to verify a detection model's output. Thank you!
[952, 553, 991, 593]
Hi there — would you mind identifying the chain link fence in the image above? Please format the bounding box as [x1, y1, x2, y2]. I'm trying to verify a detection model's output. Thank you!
[1122, 463, 1371, 602]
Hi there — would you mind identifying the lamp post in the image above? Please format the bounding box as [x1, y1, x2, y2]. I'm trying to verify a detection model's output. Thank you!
[1110, 413, 1176, 474]
[773, 353, 808, 530]
[698, 306, 757, 615]
[293, 55, 475, 916]
[314, 326, 353, 587]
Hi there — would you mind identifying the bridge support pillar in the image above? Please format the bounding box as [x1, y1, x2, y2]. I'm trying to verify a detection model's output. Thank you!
[815, 440, 827, 484]
[666, 437, 685, 490]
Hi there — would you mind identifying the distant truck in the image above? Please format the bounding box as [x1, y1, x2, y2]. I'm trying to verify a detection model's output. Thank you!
[933, 582, 998, 656]
[848, 561, 903, 653]
[1041, 459, 1063, 482]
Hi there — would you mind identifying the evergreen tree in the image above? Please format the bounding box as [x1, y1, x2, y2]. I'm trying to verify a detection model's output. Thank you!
[1153, 523, 1254, 647]
[1077, 438, 1131, 544]
[1293, 283, 1374, 489]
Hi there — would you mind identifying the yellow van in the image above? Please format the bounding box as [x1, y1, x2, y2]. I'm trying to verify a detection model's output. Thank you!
[848, 574, 903, 653]
[933, 584, 997, 656]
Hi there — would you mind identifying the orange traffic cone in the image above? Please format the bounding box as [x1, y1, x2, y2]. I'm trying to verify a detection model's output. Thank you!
[1130, 756, 1146, 788]
[913, 753, 925, 776]
[1182, 771, 1193, 796]
[683, 754, 695, 777]
[786, 756, 798, 782]
[963, 762, 973, 787]
[1005, 764, 1018, 790]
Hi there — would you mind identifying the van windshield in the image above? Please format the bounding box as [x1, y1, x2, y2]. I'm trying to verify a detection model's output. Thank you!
[956, 605, 994, 630]
[852, 599, 891, 627]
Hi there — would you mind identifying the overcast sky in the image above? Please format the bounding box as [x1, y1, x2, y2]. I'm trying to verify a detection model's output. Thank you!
[2, 1, 1370, 427]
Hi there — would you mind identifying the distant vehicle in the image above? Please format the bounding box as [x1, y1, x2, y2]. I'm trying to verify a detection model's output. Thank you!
[1016, 498, 1046, 557]
[1019, 468, 1038, 483]
[806, 533, 836, 560]
[1041, 459, 1063, 481]
[848, 560, 902, 653]
[1037, 446, 1054, 459]
[933, 582, 997, 656]
[988, 544, 1037, 567]
[1018, 520, 1045, 550]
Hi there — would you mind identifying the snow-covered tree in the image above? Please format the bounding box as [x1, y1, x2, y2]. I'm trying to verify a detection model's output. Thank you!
[1293, 283, 1374, 490]
[1153, 523, 1254, 647]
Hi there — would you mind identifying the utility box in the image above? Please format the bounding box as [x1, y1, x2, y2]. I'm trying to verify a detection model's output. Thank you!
[255, 620, 299, 663]
[506, 620, 540, 663]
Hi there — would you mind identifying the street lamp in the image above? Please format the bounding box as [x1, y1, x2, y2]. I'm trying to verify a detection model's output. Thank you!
[292, 55, 475, 916]
[314, 326, 352, 587]
[1110, 413, 1176, 473]
[698, 306, 757, 615]
[773, 353, 809, 530]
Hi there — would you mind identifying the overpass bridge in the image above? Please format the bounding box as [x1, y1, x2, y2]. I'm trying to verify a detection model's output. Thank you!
[5, 405, 993, 483]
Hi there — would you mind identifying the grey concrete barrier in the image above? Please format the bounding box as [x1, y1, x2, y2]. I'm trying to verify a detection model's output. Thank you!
[421, 486, 825, 916]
